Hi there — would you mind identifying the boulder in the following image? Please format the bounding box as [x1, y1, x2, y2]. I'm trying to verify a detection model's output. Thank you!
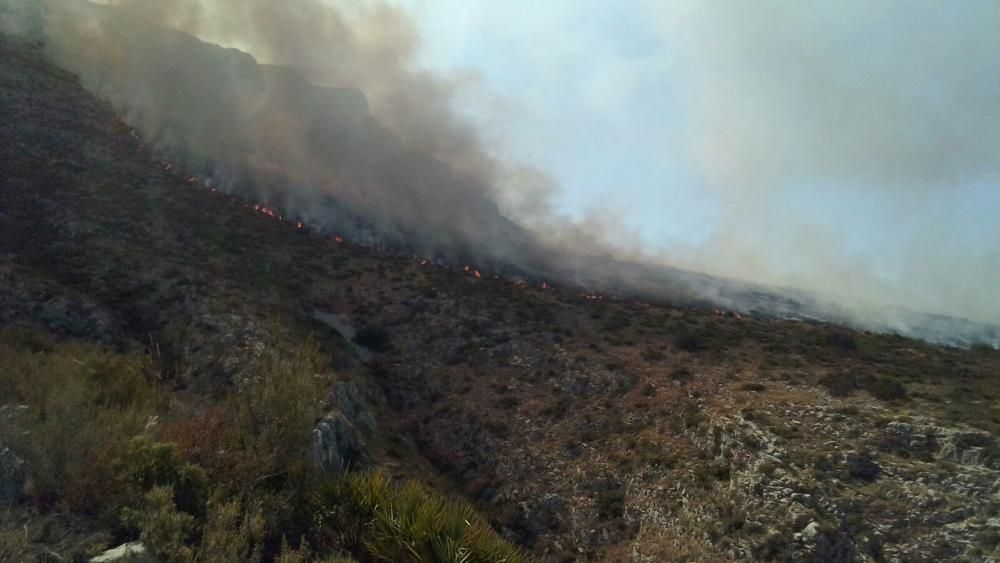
[938, 431, 994, 466]
[331, 381, 376, 436]
[801, 521, 820, 542]
[311, 414, 368, 473]
[0, 446, 25, 504]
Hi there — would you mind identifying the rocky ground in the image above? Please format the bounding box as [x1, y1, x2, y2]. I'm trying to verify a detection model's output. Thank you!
[2, 35, 999, 562]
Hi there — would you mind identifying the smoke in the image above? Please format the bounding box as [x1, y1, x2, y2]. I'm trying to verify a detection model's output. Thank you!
[29, 0, 556, 265]
[646, 1, 1000, 325]
[3, 0, 998, 344]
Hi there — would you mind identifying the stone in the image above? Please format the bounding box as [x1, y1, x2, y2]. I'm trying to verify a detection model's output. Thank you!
[960, 446, 987, 466]
[801, 521, 820, 542]
[0, 446, 25, 504]
[331, 381, 376, 436]
[311, 414, 368, 473]
[90, 542, 151, 563]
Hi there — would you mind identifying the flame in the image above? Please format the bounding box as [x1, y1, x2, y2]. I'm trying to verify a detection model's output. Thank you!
[541, 281, 550, 290]
[334, 235, 344, 243]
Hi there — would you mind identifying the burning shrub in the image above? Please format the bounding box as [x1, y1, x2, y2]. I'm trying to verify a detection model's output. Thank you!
[352, 325, 391, 352]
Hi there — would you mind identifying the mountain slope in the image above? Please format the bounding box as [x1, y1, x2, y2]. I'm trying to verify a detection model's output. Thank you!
[2, 29, 1000, 563]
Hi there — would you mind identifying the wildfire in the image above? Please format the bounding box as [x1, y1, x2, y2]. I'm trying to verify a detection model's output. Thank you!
[252, 204, 282, 219]
[119, 118, 323, 243]
[463, 266, 482, 278]
[334, 235, 344, 243]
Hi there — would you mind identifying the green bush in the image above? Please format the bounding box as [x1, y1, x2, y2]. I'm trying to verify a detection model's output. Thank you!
[231, 341, 331, 482]
[113, 437, 208, 517]
[122, 486, 196, 563]
[322, 471, 533, 563]
[0, 328, 162, 509]
[196, 498, 266, 563]
[818, 371, 907, 402]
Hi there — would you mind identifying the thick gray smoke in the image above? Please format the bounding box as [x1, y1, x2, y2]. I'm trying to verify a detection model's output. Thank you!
[2, 0, 997, 346]
[28, 0, 551, 265]
[645, 2, 1000, 328]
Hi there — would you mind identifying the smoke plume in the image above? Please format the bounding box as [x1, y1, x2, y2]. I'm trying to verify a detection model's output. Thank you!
[2, 0, 997, 345]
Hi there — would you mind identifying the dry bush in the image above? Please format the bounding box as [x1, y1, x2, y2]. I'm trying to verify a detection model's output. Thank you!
[0, 327, 163, 512]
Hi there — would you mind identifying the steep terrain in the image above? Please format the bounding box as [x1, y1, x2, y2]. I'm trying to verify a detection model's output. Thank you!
[2, 30, 1000, 563]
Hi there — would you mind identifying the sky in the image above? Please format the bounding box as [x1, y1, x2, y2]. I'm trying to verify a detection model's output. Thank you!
[388, 0, 1000, 322]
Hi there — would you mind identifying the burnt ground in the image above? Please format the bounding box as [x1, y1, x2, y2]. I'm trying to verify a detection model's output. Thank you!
[2, 39, 1000, 562]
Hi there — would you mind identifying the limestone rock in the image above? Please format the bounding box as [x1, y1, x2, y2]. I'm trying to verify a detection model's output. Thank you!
[331, 381, 376, 436]
[311, 413, 368, 473]
[90, 542, 151, 563]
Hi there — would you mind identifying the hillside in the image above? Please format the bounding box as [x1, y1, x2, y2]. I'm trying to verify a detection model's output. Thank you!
[2, 26, 1000, 563]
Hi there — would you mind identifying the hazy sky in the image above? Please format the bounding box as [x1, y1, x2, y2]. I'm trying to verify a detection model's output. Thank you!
[389, 0, 1000, 322]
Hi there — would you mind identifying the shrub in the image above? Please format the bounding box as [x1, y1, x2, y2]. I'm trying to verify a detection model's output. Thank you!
[196, 498, 266, 563]
[826, 332, 858, 352]
[121, 486, 196, 563]
[640, 349, 665, 362]
[669, 367, 693, 383]
[231, 341, 331, 482]
[0, 329, 162, 509]
[112, 437, 208, 517]
[321, 471, 533, 563]
[864, 377, 907, 402]
[819, 371, 907, 402]
[847, 452, 881, 483]
[353, 326, 391, 352]
[818, 372, 857, 397]
[674, 331, 705, 353]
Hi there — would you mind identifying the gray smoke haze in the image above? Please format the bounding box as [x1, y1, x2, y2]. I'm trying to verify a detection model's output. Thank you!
[646, 2, 1000, 327]
[2, 0, 997, 345]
